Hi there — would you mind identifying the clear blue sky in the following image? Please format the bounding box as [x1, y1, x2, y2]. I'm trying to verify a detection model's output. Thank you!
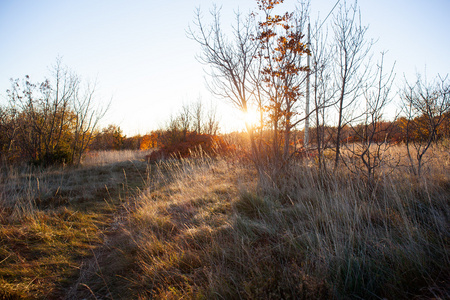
[1, 0, 449, 135]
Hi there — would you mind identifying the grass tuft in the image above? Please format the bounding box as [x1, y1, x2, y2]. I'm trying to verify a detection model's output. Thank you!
[233, 192, 273, 219]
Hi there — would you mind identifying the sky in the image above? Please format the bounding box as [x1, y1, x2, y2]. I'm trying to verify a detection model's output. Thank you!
[1, 0, 449, 136]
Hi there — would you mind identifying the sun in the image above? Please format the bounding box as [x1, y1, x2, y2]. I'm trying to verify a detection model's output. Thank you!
[242, 107, 261, 128]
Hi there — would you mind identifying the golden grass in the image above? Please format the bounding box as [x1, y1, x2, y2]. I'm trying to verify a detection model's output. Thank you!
[126, 145, 449, 299]
[0, 157, 150, 299]
[0, 210, 103, 299]
[1, 144, 449, 299]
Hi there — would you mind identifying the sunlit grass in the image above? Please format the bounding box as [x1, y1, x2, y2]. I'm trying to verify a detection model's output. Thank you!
[1, 144, 449, 299]
[0, 209, 103, 299]
[81, 149, 152, 166]
[127, 144, 450, 299]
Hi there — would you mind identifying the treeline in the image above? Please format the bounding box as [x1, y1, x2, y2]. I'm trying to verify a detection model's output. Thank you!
[0, 56, 233, 166]
[306, 113, 450, 146]
[0, 67, 224, 167]
[89, 99, 224, 155]
[0, 80, 231, 166]
[88, 124, 139, 151]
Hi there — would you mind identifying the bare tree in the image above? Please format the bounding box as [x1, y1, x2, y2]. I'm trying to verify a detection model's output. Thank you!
[165, 98, 221, 137]
[71, 80, 108, 164]
[343, 52, 396, 188]
[189, 1, 311, 179]
[401, 73, 450, 176]
[179, 103, 191, 139]
[187, 6, 261, 166]
[44, 60, 78, 160]
[191, 98, 203, 134]
[331, 0, 373, 170]
[309, 18, 337, 172]
[204, 100, 220, 135]
[0, 106, 16, 162]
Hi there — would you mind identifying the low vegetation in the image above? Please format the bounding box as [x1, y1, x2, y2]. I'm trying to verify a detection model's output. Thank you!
[0, 151, 149, 299]
[0, 142, 449, 299]
[125, 145, 449, 299]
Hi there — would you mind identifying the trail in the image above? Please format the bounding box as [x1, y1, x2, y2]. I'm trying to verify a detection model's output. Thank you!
[62, 159, 150, 299]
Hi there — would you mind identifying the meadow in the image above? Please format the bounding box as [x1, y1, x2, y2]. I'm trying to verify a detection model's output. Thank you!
[0, 144, 449, 299]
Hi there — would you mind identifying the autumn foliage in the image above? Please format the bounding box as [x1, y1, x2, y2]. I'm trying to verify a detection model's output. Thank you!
[143, 130, 234, 162]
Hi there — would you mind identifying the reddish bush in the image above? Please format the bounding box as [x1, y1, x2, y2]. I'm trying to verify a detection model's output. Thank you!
[145, 132, 235, 162]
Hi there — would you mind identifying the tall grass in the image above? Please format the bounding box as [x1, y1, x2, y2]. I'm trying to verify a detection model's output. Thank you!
[0, 165, 45, 221]
[0, 149, 152, 221]
[129, 145, 450, 299]
[1, 146, 448, 298]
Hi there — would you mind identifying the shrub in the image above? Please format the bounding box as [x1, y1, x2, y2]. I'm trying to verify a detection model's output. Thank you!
[146, 131, 235, 162]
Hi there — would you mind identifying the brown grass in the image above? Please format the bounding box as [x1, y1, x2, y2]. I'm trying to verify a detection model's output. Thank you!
[127, 145, 449, 299]
[0, 157, 149, 299]
[81, 149, 152, 166]
[1, 144, 449, 299]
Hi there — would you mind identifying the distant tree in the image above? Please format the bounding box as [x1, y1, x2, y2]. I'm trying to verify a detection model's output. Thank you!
[401, 73, 450, 176]
[122, 135, 142, 150]
[437, 112, 450, 139]
[191, 99, 203, 134]
[204, 100, 220, 136]
[0, 106, 17, 162]
[89, 124, 124, 151]
[178, 103, 191, 140]
[71, 79, 107, 164]
[140, 132, 160, 150]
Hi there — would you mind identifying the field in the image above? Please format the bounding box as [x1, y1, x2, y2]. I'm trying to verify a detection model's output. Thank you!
[0, 146, 449, 299]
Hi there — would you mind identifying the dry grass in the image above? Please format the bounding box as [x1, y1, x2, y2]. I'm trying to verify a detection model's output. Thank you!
[340, 141, 450, 180]
[81, 149, 153, 166]
[1, 144, 448, 299]
[127, 145, 449, 299]
[0, 155, 150, 299]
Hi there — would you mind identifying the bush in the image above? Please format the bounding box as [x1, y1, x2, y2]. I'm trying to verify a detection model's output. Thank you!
[146, 131, 235, 162]
[32, 146, 73, 167]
